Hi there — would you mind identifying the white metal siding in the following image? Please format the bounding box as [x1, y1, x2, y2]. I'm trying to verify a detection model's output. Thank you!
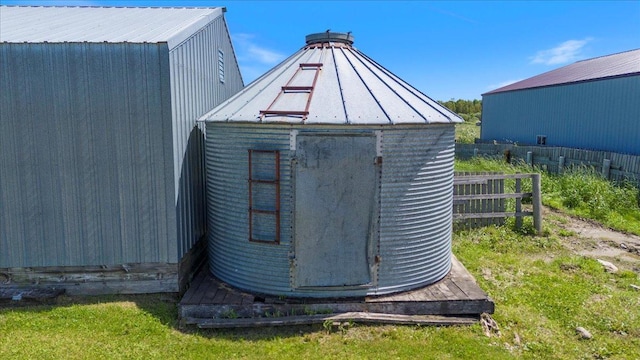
[0, 42, 176, 267]
[169, 14, 244, 259]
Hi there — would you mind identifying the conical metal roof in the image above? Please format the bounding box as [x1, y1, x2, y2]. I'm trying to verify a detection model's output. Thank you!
[200, 32, 462, 125]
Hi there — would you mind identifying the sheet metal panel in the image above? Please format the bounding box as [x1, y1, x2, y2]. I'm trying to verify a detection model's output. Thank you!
[200, 50, 311, 122]
[354, 48, 455, 124]
[293, 135, 376, 288]
[0, 42, 175, 267]
[376, 126, 456, 293]
[332, 46, 391, 123]
[0, 6, 224, 49]
[169, 14, 244, 258]
[482, 76, 640, 155]
[200, 38, 462, 125]
[205, 124, 293, 294]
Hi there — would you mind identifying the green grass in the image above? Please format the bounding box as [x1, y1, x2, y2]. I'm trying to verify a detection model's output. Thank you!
[2, 220, 638, 359]
[453, 221, 640, 360]
[455, 157, 640, 235]
[454, 114, 480, 144]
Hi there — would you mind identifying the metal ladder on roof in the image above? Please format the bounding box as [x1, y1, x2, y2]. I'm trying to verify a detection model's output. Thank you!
[259, 63, 323, 121]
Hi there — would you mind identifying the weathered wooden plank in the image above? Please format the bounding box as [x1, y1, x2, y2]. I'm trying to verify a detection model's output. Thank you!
[433, 281, 457, 301]
[180, 271, 208, 305]
[179, 254, 495, 321]
[61, 279, 178, 296]
[453, 192, 532, 202]
[201, 278, 222, 304]
[193, 312, 478, 328]
[178, 237, 208, 294]
[454, 173, 539, 183]
[184, 273, 211, 305]
[427, 282, 447, 301]
[454, 211, 533, 219]
[212, 286, 228, 304]
[442, 278, 468, 300]
[1, 263, 179, 295]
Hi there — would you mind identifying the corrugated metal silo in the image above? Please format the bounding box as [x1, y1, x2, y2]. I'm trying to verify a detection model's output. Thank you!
[200, 32, 462, 297]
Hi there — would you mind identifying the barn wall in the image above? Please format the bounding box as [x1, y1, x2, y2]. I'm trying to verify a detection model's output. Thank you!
[481, 76, 640, 155]
[0, 42, 176, 267]
[169, 13, 244, 260]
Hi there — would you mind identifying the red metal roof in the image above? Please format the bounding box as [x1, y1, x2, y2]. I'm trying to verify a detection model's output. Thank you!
[484, 49, 640, 95]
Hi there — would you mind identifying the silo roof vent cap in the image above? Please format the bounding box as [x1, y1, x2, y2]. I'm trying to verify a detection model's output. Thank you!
[305, 31, 354, 45]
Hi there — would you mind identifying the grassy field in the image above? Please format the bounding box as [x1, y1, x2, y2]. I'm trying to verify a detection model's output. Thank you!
[1, 159, 639, 359]
[454, 113, 481, 144]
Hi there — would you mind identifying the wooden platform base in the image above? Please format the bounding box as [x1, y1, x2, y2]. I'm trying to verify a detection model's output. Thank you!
[179, 255, 494, 328]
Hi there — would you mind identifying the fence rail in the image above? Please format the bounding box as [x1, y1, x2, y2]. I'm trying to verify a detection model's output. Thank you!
[453, 172, 542, 234]
[456, 143, 640, 186]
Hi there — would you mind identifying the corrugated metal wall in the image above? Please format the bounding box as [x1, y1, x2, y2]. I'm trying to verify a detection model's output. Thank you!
[205, 124, 293, 294]
[0, 42, 176, 267]
[481, 76, 640, 155]
[205, 123, 455, 297]
[169, 14, 244, 259]
[377, 125, 455, 293]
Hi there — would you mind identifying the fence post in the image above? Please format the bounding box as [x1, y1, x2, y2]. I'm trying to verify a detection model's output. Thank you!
[526, 151, 533, 166]
[602, 159, 611, 179]
[558, 156, 565, 174]
[473, 148, 478, 157]
[532, 173, 542, 235]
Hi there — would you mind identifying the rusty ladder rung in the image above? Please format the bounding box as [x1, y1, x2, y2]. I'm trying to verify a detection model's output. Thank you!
[259, 110, 309, 116]
[260, 62, 323, 120]
[282, 86, 313, 92]
[299, 63, 323, 68]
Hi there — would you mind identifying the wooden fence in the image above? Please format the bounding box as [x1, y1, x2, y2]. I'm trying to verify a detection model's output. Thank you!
[453, 172, 542, 234]
[456, 143, 640, 186]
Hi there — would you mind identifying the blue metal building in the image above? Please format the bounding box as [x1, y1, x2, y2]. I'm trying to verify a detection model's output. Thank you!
[0, 6, 244, 293]
[481, 49, 640, 155]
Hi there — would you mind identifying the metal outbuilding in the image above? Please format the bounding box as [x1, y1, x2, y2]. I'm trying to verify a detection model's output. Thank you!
[0, 6, 244, 293]
[200, 32, 462, 298]
[481, 49, 640, 155]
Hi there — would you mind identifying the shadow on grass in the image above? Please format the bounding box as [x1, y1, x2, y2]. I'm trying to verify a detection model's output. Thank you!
[0, 290, 328, 341]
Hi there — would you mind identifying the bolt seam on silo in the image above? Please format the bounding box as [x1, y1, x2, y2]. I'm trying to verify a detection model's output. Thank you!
[338, 46, 392, 123]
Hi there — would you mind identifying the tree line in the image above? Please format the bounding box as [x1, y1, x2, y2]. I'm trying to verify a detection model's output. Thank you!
[438, 99, 481, 115]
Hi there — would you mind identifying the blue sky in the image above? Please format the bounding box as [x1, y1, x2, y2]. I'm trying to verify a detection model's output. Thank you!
[2, 0, 639, 100]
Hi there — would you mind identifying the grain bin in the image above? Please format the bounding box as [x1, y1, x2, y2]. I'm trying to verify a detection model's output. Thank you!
[200, 32, 462, 298]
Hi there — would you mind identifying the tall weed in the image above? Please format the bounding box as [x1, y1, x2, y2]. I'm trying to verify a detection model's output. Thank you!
[455, 158, 640, 235]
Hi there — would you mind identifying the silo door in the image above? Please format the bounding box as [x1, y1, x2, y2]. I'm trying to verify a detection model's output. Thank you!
[293, 135, 377, 288]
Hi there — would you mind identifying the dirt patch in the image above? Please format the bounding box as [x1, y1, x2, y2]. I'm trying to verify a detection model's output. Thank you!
[544, 207, 640, 271]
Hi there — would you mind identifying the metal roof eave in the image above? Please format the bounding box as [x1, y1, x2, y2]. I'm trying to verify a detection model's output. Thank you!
[482, 72, 640, 97]
[166, 7, 224, 50]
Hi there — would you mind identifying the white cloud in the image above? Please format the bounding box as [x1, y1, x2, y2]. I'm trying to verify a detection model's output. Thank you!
[246, 44, 284, 65]
[530, 38, 593, 65]
[233, 33, 285, 65]
[487, 79, 523, 90]
[232, 33, 286, 84]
